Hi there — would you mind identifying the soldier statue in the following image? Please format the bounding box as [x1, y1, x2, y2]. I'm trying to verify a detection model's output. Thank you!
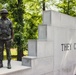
[0, 9, 14, 69]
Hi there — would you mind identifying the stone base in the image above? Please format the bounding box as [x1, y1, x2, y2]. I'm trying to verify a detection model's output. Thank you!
[0, 60, 30, 75]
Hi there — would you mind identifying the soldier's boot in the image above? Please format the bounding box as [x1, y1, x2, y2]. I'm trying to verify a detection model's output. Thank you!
[0, 61, 3, 68]
[0, 51, 3, 68]
[7, 60, 11, 69]
[0, 47, 3, 68]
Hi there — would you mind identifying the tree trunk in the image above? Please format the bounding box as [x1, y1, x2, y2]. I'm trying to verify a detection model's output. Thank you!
[43, 0, 45, 11]
[17, 47, 23, 61]
[17, 0, 24, 61]
[67, 0, 70, 15]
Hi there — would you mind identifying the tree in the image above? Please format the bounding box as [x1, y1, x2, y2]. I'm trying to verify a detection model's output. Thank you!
[9, 0, 42, 61]
[0, 0, 25, 61]
[23, 0, 42, 43]
[0, 0, 50, 61]
[56, 0, 76, 16]
[43, 0, 45, 11]
[8, 0, 25, 61]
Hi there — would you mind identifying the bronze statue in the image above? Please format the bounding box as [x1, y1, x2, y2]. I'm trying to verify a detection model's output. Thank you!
[0, 9, 14, 69]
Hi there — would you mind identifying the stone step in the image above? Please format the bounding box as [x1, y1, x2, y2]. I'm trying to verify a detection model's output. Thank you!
[38, 25, 47, 40]
[0, 60, 30, 75]
[38, 25, 54, 41]
[22, 56, 36, 67]
[28, 39, 53, 57]
[22, 56, 53, 75]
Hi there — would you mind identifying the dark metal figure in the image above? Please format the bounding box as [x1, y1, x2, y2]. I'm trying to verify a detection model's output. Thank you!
[0, 9, 14, 69]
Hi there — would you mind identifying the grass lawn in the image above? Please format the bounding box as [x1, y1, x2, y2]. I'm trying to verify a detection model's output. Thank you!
[4, 48, 28, 60]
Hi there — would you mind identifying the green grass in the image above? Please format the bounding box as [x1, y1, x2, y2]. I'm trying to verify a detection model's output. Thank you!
[4, 48, 28, 60]
[4, 48, 28, 56]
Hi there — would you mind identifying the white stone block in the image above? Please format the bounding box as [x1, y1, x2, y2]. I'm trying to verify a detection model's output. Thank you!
[43, 10, 76, 29]
[38, 25, 47, 39]
[37, 40, 54, 57]
[45, 72, 53, 75]
[52, 26, 76, 75]
[43, 10, 61, 26]
[22, 57, 31, 67]
[72, 18, 76, 29]
[38, 25, 54, 41]
[41, 72, 53, 75]
[50, 11, 61, 26]
[47, 26, 54, 41]
[22, 10, 76, 75]
[28, 40, 37, 56]
[22, 56, 36, 67]
[54, 70, 60, 75]
[22, 56, 53, 75]
[28, 39, 54, 57]
[43, 11, 51, 26]
[32, 57, 53, 75]
[60, 14, 71, 27]
[59, 13, 76, 29]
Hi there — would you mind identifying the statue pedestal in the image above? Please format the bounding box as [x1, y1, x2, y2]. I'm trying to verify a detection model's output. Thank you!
[0, 60, 30, 75]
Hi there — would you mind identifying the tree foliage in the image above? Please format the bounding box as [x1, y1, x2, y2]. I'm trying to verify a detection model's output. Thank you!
[0, 0, 43, 60]
[56, 0, 76, 16]
[0, 0, 56, 60]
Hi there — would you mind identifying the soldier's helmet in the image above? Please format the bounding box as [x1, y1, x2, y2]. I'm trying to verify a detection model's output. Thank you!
[0, 9, 8, 14]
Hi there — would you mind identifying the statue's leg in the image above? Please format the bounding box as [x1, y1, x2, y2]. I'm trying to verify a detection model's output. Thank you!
[0, 40, 4, 68]
[5, 40, 11, 69]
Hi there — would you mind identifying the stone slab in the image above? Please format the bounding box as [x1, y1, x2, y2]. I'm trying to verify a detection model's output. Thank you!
[0, 60, 30, 75]
[28, 40, 37, 56]
[37, 40, 54, 57]
[28, 39, 54, 57]
[53, 26, 76, 75]
[43, 10, 76, 29]
[31, 56, 53, 75]
[22, 56, 36, 67]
